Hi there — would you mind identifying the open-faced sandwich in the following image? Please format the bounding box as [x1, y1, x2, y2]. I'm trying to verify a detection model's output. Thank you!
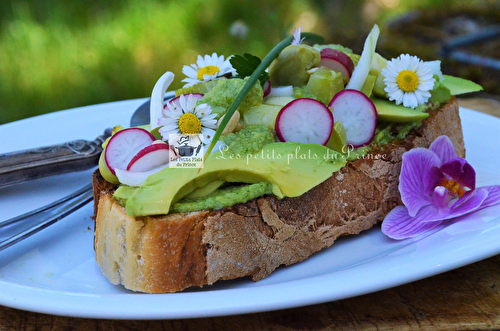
[92, 25, 494, 293]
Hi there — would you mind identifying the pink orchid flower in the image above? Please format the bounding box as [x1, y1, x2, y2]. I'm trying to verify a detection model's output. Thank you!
[382, 135, 500, 240]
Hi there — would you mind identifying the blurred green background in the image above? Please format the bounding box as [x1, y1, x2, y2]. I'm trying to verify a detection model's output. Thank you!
[0, 0, 498, 124]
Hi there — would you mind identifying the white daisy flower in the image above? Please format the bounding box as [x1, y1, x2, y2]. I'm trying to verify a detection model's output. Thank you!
[158, 94, 218, 145]
[291, 26, 305, 45]
[181, 53, 236, 88]
[381, 54, 436, 109]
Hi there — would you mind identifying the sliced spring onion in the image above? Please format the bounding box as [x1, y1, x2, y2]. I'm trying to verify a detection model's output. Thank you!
[346, 25, 380, 91]
[150, 71, 174, 130]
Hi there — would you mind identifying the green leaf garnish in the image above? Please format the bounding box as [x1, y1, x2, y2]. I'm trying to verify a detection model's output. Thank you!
[202, 32, 323, 164]
[231, 53, 270, 87]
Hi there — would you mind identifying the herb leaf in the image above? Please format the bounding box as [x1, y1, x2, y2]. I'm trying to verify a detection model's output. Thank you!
[230, 53, 270, 87]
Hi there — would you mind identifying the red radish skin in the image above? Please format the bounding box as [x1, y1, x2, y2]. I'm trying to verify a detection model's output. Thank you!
[275, 98, 333, 146]
[152, 140, 178, 158]
[127, 143, 172, 172]
[320, 48, 355, 79]
[164, 93, 204, 109]
[328, 89, 377, 148]
[105, 128, 155, 175]
[263, 80, 271, 98]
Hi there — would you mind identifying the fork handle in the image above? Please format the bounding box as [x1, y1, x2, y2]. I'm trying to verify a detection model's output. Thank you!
[0, 184, 93, 252]
[0, 129, 112, 188]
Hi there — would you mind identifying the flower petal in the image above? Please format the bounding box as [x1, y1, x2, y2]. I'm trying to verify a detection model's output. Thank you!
[381, 205, 443, 240]
[402, 92, 418, 109]
[181, 78, 199, 88]
[431, 186, 450, 210]
[448, 188, 488, 217]
[399, 147, 441, 216]
[424, 166, 446, 195]
[479, 185, 500, 208]
[182, 65, 198, 78]
[429, 135, 457, 164]
[382, 189, 489, 240]
[440, 158, 476, 190]
[414, 90, 428, 105]
[186, 95, 197, 111]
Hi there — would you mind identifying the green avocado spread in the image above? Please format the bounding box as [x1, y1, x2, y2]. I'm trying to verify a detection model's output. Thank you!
[199, 77, 263, 117]
[221, 124, 275, 156]
[170, 182, 272, 213]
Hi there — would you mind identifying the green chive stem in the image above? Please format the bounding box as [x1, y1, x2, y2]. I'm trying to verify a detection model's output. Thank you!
[202, 32, 323, 164]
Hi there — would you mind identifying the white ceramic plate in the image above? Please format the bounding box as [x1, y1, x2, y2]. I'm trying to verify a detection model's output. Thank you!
[0, 101, 499, 320]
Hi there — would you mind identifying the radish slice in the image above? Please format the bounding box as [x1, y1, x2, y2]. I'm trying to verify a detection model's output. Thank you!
[320, 48, 354, 79]
[127, 143, 173, 172]
[150, 71, 175, 130]
[116, 138, 225, 187]
[267, 85, 294, 98]
[328, 89, 377, 148]
[275, 98, 333, 145]
[346, 25, 380, 91]
[165, 93, 204, 110]
[115, 164, 170, 187]
[263, 80, 271, 98]
[105, 128, 155, 175]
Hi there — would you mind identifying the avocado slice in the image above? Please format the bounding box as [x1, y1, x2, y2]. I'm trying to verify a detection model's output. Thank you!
[441, 75, 482, 95]
[372, 98, 430, 122]
[117, 142, 346, 217]
[183, 180, 225, 199]
[360, 73, 377, 98]
[326, 121, 347, 153]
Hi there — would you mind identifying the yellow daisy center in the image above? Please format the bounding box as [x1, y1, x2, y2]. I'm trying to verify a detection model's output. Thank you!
[178, 113, 202, 134]
[197, 65, 220, 81]
[396, 70, 419, 92]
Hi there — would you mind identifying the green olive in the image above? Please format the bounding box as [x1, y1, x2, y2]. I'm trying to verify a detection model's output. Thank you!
[269, 44, 321, 87]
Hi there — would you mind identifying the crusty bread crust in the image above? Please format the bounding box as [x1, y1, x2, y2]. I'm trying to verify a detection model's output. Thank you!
[93, 97, 464, 293]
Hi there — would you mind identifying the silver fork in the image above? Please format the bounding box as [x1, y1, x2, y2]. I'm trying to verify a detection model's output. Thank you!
[0, 184, 93, 251]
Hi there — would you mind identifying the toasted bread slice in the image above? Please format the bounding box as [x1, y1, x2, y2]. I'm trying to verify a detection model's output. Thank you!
[92, 97, 464, 293]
